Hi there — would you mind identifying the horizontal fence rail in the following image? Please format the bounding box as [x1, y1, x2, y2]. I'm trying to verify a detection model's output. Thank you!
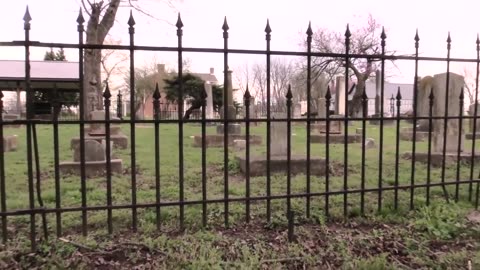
[0, 7, 480, 251]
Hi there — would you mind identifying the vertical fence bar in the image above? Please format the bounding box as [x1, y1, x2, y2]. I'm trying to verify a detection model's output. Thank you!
[265, 20, 272, 222]
[286, 86, 292, 218]
[53, 89, 61, 237]
[200, 85, 207, 227]
[153, 84, 161, 230]
[394, 87, 402, 210]
[325, 87, 331, 217]
[360, 87, 367, 215]
[76, 9, 87, 237]
[128, 11, 138, 231]
[378, 28, 387, 212]
[244, 88, 251, 223]
[470, 36, 480, 203]
[305, 22, 313, 219]
[103, 84, 113, 234]
[23, 7, 36, 250]
[0, 91, 6, 243]
[440, 33, 452, 203]
[426, 89, 434, 205]
[410, 30, 420, 210]
[222, 17, 229, 227]
[343, 25, 351, 217]
[455, 88, 464, 202]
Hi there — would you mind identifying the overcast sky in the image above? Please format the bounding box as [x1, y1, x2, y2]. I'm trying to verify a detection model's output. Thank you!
[1, 0, 479, 100]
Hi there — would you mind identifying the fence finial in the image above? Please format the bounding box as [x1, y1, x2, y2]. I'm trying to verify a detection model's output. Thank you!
[396, 86, 402, 100]
[306, 21, 313, 36]
[381, 26, 386, 40]
[103, 83, 112, 100]
[459, 87, 464, 100]
[176, 13, 183, 29]
[414, 29, 419, 42]
[23, 6, 32, 23]
[222, 16, 229, 31]
[345, 24, 351, 38]
[286, 84, 292, 100]
[243, 86, 251, 106]
[265, 19, 271, 34]
[361, 86, 368, 100]
[76, 8, 85, 24]
[153, 82, 161, 100]
[128, 10, 136, 27]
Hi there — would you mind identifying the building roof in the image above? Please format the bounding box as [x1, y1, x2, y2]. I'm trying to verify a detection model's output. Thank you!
[0, 60, 79, 91]
[192, 73, 218, 83]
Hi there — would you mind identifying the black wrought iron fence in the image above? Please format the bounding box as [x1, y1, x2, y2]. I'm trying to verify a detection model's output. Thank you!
[1, 7, 480, 252]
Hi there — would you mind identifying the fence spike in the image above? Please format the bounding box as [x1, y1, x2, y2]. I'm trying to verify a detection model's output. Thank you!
[176, 13, 183, 29]
[103, 83, 111, 99]
[23, 6, 32, 23]
[414, 29, 420, 42]
[459, 87, 464, 100]
[222, 16, 229, 31]
[396, 86, 402, 100]
[286, 84, 293, 99]
[345, 24, 351, 38]
[447, 31, 452, 43]
[265, 19, 271, 33]
[381, 26, 386, 40]
[128, 10, 136, 27]
[306, 21, 313, 36]
[244, 86, 251, 105]
[153, 83, 161, 100]
[476, 33, 479, 49]
[429, 87, 435, 101]
[325, 85, 332, 100]
[76, 8, 85, 24]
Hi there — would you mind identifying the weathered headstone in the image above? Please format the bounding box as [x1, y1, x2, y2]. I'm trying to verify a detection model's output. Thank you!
[3, 135, 18, 152]
[73, 140, 106, 162]
[416, 76, 433, 131]
[468, 103, 480, 133]
[365, 138, 376, 149]
[233, 139, 246, 151]
[335, 76, 346, 115]
[375, 70, 381, 116]
[432, 72, 465, 153]
[217, 70, 241, 134]
[271, 112, 288, 156]
[314, 75, 328, 118]
[204, 82, 214, 119]
[293, 103, 302, 118]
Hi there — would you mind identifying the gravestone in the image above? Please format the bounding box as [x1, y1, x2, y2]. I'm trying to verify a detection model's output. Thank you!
[314, 75, 328, 119]
[416, 76, 433, 131]
[432, 72, 464, 153]
[466, 103, 480, 139]
[3, 135, 18, 152]
[60, 139, 122, 177]
[204, 82, 214, 119]
[216, 70, 241, 134]
[402, 72, 480, 165]
[311, 115, 361, 144]
[71, 110, 128, 149]
[2, 114, 21, 128]
[293, 103, 302, 118]
[271, 112, 288, 156]
[335, 76, 346, 115]
[236, 112, 326, 176]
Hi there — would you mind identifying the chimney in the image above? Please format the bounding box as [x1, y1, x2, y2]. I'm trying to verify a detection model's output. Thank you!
[210, 67, 214, 74]
[157, 64, 165, 74]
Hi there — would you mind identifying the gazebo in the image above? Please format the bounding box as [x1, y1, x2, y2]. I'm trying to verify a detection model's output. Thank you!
[0, 60, 79, 116]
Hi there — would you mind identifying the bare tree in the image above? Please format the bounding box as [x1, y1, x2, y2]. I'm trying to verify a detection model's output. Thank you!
[101, 36, 128, 89]
[307, 14, 394, 116]
[235, 58, 298, 109]
[80, 0, 175, 119]
[461, 66, 479, 106]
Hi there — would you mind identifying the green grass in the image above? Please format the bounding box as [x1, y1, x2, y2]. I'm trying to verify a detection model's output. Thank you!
[1, 120, 480, 268]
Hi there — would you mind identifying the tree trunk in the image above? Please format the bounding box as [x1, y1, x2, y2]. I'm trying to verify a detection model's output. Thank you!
[183, 104, 201, 120]
[83, 0, 121, 119]
[348, 79, 366, 118]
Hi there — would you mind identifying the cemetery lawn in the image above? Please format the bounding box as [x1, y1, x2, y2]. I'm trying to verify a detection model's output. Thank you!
[1, 121, 480, 269]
